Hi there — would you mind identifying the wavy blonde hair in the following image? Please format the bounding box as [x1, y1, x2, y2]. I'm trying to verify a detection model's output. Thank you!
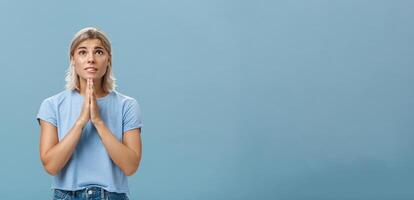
[65, 27, 116, 92]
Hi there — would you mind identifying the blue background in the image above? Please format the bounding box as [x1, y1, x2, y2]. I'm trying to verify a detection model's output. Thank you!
[0, 0, 413, 199]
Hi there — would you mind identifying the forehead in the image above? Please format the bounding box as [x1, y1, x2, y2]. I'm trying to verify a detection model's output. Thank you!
[77, 39, 104, 48]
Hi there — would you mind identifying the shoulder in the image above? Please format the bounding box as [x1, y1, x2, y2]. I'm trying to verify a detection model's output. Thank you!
[40, 90, 72, 106]
[111, 90, 140, 105]
[110, 90, 142, 116]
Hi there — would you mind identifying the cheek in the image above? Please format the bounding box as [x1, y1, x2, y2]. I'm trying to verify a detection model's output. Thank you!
[73, 62, 85, 76]
[72, 58, 82, 69]
[98, 59, 109, 72]
[73, 66, 83, 77]
[99, 66, 108, 77]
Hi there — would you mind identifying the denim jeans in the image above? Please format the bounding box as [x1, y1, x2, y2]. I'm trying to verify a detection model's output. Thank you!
[52, 186, 129, 200]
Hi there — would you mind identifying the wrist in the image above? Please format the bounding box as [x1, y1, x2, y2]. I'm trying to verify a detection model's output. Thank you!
[92, 119, 104, 126]
[76, 118, 87, 128]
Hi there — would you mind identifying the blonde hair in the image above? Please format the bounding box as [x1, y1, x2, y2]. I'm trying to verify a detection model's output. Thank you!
[65, 27, 116, 92]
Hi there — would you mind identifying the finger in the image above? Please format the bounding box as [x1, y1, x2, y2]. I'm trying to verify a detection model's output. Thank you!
[90, 81, 95, 102]
[87, 78, 91, 92]
[90, 79, 94, 100]
[86, 79, 89, 92]
[85, 79, 88, 102]
[88, 79, 92, 104]
[90, 84, 93, 104]
[86, 79, 89, 102]
[91, 86, 95, 100]
[91, 80, 94, 100]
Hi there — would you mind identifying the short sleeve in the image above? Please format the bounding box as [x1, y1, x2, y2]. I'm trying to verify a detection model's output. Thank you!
[123, 99, 143, 133]
[36, 98, 57, 127]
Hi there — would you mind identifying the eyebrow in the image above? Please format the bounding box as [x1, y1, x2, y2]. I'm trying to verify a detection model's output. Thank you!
[77, 46, 105, 50]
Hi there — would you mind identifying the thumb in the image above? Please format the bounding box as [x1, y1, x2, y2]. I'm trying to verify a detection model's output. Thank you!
[88, 79, 93, 105]
[85, 78, 90, 105]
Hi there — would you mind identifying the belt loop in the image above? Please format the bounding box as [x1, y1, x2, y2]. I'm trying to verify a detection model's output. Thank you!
[100, 187, 104, 200]
[52, 189, 55, 200]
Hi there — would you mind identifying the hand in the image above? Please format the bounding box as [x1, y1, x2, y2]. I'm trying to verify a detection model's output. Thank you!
[89, 79, 103, 124]
[77, 79, 91, 126]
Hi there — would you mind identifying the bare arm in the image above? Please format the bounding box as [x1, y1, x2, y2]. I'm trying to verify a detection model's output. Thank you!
[39, 80, 91, 176]
[39, 120, 86, 175]
[94, 121, 142, 176]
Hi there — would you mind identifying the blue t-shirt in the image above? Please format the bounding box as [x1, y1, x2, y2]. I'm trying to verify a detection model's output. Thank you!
[36, 89, 143, 193]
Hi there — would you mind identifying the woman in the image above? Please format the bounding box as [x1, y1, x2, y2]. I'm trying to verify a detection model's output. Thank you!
[37, 27, 143, 200]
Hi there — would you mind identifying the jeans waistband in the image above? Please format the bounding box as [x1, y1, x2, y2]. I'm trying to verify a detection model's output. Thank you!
[55, 186, 108, 199]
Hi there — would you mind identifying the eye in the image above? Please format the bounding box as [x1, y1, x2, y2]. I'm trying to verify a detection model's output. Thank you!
[95, 50, 104, 55]
[78, 50, 87, 55]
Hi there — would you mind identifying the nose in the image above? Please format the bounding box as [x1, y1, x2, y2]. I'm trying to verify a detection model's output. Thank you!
[87, 53, 95, 64]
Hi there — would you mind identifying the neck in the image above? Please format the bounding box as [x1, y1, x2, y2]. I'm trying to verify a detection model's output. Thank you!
[78, 78, 107, 98]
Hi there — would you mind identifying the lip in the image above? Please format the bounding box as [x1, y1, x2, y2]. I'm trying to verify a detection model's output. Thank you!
[84, 67, 97, 72]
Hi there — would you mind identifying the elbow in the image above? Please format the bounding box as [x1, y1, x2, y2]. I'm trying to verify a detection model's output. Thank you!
[46, 169, 59, 176]
[123, 155, 141, 176]
[41, 157, 59, 176]
[43, 163, 59, 176]
[124, 170, 136, 176]
[123, 165, 139, 176]
[123, 159, 141, 176]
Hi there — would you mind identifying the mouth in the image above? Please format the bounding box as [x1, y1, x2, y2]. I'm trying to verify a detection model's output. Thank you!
[84, 67, 98, 73]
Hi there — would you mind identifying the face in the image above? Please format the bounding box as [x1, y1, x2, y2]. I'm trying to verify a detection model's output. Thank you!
[72, 39, 110, 81]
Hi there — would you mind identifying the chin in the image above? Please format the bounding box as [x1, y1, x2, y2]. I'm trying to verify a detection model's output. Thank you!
[80, 74, 102, 80]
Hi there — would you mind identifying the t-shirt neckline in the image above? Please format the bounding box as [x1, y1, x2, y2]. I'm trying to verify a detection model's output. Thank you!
[72, 90, 113, 101]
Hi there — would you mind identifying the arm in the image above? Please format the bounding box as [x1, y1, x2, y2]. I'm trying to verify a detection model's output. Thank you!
[39, 80, 91, 176]
[88, 79, 142, 176]
[94, 121, 142, 176]
[39, 120, 85, 176]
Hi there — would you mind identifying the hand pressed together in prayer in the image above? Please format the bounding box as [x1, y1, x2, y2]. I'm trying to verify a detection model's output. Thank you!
[78, 78, 103, 126]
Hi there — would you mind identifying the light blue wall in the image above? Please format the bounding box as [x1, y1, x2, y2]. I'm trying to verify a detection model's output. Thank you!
[0, 0, 413, 199]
